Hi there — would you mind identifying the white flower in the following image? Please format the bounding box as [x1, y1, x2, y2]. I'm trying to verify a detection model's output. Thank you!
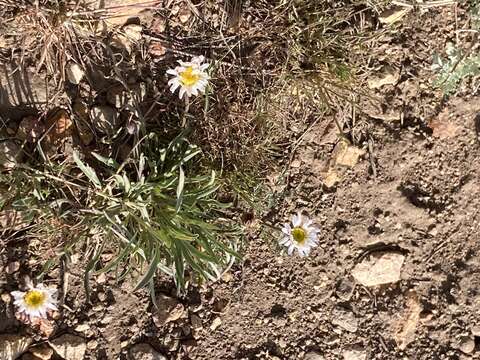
[279, 212, 319, 257]
[166, 55, 210, 99]
[11, 284, 58, 320]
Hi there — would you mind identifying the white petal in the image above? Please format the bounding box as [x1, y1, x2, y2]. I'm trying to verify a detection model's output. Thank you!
[279, 236, 290, 245]
[169, 81, 180, 94]
[11, 291, 24, 301]
[287, 245, 295, 255]
[292, 213, 302, 227]
[179, 87, 186, 99]
[193, 55, 204, 64]
[200, 63, 210, 71]
[166, 69, 178, 76]
[281, 223, 291, 235]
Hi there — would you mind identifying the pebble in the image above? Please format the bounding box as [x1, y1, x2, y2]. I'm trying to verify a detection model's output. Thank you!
[458, 336, 475, 354]
[331, 307, 358, 333]
[49, 334, 86, 360]
[152, 293, 185, 327]
[305, 351, 325, 360]
[129, 343, 167, 360]
[66, 62, 85, 85]
[6, 262, 20, 274]
[210, 317, 222, 331]
[29, 344, 54, 360]
[343, 346, 366, 360]
[352, 252, 405, 287]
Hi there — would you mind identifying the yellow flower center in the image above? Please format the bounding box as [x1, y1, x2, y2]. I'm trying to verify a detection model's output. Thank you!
[24, 290, 46, 309]
[179, 67, 200, 86]
[292, 227, 307, 245]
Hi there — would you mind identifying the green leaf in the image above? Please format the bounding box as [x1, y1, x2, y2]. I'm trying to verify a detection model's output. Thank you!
[92, 152, 120, 169]
[73, 151, 101, 189]
[133, 254, 159, 291]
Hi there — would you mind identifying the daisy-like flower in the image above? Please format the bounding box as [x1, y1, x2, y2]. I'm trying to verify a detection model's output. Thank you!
[280, 212, 319, 257]
[166, 55, 210, 99]
[11, 284, 58, 320]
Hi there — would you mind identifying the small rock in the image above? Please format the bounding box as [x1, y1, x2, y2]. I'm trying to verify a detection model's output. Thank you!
[472, 326, 480, 337]
[210, 317, 222, 331]
[112, 24, 143, 53]
[74, 324, 90, 333]
[323, 168, 342, 188]
[90, 106, 120, 136]
[1, 293, 11, 303]
[49, 334, 86, 360]
[66, 63, 85, 85]
[6, 261, 20, 274]
[221, 272, 234, 283]
[393, 291, 422, 350]
[103, 0, 157, 28]
[334, 141, 365, 167]
[0, 140, 22, 170]
[332, 307, 358, 333]
[343, 346, 366, 360]
[129, 343, 166, 360]
[367, 66, 400, 89]
[352, 252, 405, 287]
[87, 340, 98, 350]
[0, 335, 32, 360]
[458, 336, 475, 354]
[152, 294, 185, 327]
[305, 351, 325, 360]
[378, 7, 411, 25]
[178, 7, 191, 23]
[29, 344, 54, 360]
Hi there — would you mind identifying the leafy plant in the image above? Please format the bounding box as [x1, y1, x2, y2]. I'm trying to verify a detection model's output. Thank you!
[431, 43, 480, 95]
[2, 133, 241, 296]
[431, 1, 480, 94]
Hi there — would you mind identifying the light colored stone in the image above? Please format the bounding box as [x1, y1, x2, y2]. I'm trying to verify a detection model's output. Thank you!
[152, 294, 185, 327]
[49, 334, 86, 360]
[74, 323, 90, 332]
[379, 7, 411, 25]
[343, 346, 366, 360]
[6, 262, 20, 274]
[352, 252, 405, 287]
[66, 63, 85, 85]
[210, 317, 222, 331]
[472, 325, 480, 337]
[393, 292, 422, 350]
[0, 335, 32, 360]
[305, 351, 325, 360]
[100, 0, 157, 28]
[128, 343, 166, 360]
[90, 106, 120, 136]
[112, 24, 143, 53]
[332, 307, 358, 333]
[334, 141, 365, 167]
[458, 336, 475, 354]
[29, 344, 54, 360]
[367, 66, 400, 89]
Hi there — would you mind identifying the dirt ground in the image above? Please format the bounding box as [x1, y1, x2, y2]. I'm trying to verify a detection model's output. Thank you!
[2, 2, 480, 360]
